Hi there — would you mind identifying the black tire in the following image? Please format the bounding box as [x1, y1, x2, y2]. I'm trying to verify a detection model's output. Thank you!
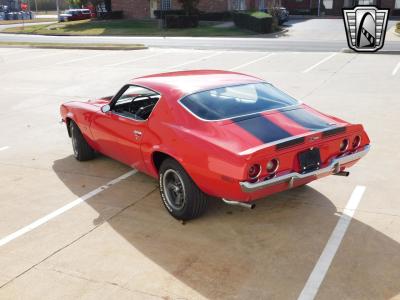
[70, 121, 95, 161]
[159, 158, 208, 220]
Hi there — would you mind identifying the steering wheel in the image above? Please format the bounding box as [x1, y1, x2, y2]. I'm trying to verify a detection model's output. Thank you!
[136, 104, 155, 120]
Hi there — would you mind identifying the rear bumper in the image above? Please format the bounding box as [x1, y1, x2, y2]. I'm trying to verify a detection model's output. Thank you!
[239, 145, 370, 193]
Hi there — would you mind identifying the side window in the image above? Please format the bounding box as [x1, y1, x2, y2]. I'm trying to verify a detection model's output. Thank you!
[112, 85, 160, 121]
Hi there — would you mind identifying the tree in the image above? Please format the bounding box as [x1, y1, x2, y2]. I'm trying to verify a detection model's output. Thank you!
[67, 0, 87, 8]
[177, 0, 198, 15]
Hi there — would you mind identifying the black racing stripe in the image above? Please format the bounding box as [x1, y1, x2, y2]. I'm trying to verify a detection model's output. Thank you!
[232, 114, 292, 143]
[276, 137, 305, 150]
[281, 108, 331, 130]
[322, 126, 346, 137]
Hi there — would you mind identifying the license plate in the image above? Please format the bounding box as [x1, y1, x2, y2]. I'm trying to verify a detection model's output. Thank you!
[298, 148, 321, 173]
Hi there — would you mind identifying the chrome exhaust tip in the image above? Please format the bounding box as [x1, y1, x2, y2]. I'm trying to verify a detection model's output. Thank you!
[222, 198, 255, 209]
[334, 171, 350, 176]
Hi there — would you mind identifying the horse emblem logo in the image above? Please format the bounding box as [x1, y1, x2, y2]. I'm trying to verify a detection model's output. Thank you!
[343, 6, 389, 52]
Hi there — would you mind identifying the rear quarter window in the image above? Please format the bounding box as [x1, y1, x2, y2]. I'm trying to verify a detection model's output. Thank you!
[180, 83, 299, 121]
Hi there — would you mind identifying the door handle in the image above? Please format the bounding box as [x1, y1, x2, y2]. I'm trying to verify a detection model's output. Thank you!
[133, 130, 142, 138]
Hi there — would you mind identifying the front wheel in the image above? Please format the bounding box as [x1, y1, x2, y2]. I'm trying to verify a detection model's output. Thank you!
[159, 159, 208, 220]
[70, 121, 95, 161]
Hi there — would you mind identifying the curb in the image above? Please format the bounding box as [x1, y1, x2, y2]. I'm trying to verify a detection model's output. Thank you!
[341, 48, 400, 55]
[0, 43, 147, 50]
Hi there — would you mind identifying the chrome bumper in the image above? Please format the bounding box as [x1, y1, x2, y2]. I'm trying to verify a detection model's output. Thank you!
[239, 145, 370, 193]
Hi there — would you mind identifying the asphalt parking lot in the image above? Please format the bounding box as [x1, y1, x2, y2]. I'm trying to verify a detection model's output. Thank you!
[0, 47, 399, 299]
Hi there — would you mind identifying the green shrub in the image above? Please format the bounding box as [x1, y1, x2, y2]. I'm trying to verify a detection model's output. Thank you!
[233, 11, 273, 33]
[250, 11, 272, 19]
[165, 15, 199, 28]
[97, 11, 123, 19]
[154, 9, 186, 19]
[198, 11, 231, 21]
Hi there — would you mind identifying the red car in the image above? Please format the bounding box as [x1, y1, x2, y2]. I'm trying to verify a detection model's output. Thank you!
[58, 9, 92, 22]
[60, 70, 370, 220]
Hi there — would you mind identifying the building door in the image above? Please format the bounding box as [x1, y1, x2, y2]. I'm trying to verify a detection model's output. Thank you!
[150, 0, 158, 18]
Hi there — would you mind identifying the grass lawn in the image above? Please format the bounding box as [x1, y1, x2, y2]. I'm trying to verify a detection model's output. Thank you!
[1, 19, 256, 37]
[0, 18, 56, 25]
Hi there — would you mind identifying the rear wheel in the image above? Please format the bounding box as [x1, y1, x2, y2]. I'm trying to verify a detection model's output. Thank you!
[159, 158, 208, 220]
[70, 121, 95, 161]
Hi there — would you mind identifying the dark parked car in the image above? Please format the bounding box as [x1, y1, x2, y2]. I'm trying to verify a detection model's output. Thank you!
[263, 7, 289, 25]
[59, 9, 91, 22]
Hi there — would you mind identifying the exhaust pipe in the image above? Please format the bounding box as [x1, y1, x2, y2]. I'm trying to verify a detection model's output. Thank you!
[222, 198, 255, 209]
[334, 171, 350, 176]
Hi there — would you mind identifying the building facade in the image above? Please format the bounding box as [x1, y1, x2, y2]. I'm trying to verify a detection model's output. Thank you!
[112, 0, 272, 19]
[282, 0, 400, 15]
[111, 0, 400, 19]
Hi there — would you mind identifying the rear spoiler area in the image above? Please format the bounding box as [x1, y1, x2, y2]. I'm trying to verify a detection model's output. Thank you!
[240, 124, 365, 158]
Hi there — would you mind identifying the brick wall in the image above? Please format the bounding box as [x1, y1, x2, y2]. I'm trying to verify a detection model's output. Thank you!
[198, 0, 229, 12]
[113, 0, 232, 18]
[112, 0, 398, 18]
[112, 0, 150, 18]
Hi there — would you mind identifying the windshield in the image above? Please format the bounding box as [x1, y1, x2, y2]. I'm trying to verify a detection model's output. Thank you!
[180, 83, 299, 121]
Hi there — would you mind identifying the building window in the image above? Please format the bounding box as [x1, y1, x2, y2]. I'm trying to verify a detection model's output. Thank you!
[161, 0, 171, 10]
[259, 0, 266, 10]
[395, 0, 400, 8]
[323, 0, 333, 9]
[232, 0, 246, 10]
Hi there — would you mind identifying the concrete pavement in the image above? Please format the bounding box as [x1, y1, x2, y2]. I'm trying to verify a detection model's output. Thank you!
[0, 47, 399, 299]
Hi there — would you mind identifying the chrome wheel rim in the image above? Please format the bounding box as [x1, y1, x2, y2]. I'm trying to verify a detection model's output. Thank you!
[163, 169, 186, 210]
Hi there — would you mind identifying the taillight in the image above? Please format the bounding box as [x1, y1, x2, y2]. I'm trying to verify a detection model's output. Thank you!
[248, 164, 261, 180]
[266, 158, 279, 174]
[339, 139, 349, 152]
[352, 135, 361, 149]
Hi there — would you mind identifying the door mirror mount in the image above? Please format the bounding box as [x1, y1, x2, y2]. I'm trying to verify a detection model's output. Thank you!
[101, 104, 111, 113]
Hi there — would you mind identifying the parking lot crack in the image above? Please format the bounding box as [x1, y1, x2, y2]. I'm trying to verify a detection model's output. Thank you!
[0, 187, 158, 290]
[41, 266, 166, 299]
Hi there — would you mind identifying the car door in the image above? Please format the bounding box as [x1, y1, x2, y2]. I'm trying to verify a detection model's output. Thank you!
[108, 113, 147, 170]
[90, 85, 158, 170]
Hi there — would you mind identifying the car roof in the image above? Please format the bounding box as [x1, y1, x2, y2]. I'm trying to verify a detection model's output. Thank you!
[131, 70, 264, 99]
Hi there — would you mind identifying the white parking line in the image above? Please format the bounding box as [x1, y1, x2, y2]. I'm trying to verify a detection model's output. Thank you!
[0, 146, 9, 151]
[302, 53, 338, 73]
[229, 53, 274, 71]
[392, 62, 400, 76]
[56, 52, 109, 65]
[7, 50, 67, 64]
[0, 169, 137, 247]
[298, 185, 366, 300]
[165, 51, 224, 71]
[106, 51, 168, 67]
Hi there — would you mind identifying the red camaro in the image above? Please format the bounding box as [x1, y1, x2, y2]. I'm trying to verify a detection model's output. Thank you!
[60, 70, 370, 220]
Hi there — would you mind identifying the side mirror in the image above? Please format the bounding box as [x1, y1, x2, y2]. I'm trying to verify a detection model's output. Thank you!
[101, 104, 111, 113]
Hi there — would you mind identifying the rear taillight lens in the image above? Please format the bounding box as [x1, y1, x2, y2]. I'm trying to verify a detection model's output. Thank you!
[248, 164, 261, 179]
[340, 139, 349, 152]
[266, 159, 279, 174]
[352, 135, 361, 149]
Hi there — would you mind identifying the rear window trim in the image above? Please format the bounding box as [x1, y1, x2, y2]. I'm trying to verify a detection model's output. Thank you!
[178, 82, 302, 122]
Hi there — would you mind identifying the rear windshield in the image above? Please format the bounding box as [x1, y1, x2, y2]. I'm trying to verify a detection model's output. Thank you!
[180, 83, 299, 121]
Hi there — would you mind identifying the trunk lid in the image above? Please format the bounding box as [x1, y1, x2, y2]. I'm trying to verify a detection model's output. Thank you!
[213, 105, 348, 156]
